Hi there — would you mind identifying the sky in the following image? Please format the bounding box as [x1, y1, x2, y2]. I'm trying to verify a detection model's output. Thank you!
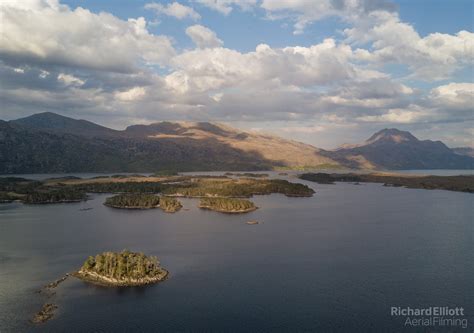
[0, 0, 473, 148]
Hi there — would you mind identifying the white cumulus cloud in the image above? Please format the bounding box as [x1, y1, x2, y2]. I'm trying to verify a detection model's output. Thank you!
[57, 73, 85, 87]
[185, 24, 223, 48]
[195, 0, 257, 15]
[145, 2, 201, 20]
[0, 0, 175, 72]
[346, 12, 474, 80]
[115, 86, 147, 102]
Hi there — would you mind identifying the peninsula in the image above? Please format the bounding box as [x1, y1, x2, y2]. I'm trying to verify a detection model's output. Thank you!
[299, 173, 474, 193]
[74, 250, 168, 287]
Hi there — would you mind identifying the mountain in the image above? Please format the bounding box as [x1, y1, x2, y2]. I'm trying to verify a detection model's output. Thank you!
[0, 120, 125, 173]
[124, 121, 337, 168]
[2, 114, 472, 173]
[10, 112, 119, 138]
[326, 128, 474, 170]
[1, 113, 338, 173]
[452, 147, 474, 158]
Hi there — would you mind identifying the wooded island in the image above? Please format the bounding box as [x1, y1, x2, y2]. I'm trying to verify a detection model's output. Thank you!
[199, 197, 257, 213]
[104, 194, 182, 212]
[74, 250, 168, 287]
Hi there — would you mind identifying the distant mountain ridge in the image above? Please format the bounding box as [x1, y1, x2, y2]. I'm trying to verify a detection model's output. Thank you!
[10, 112, 119, 138]
[327, 128, 473, 170]
[452, 147, 474, 158]
[1, 113, 337, 173]
[1, 113, 472, 173]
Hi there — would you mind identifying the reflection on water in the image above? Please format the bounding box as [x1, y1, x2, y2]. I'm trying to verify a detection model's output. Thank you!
[0, 180, 473, 332]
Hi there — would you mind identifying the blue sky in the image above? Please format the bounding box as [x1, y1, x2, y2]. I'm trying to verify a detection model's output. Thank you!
[60, 0, 473, 49]
[1, 0, 473, 148]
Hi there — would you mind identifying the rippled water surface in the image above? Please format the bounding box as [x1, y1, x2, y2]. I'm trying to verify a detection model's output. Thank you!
[0, 178, 473, 332]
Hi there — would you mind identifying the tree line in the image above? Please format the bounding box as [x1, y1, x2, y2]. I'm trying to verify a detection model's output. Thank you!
[81, 250, 163, 280]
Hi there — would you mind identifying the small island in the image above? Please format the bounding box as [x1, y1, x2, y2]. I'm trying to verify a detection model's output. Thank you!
[104, 194, 182, 212]
[199, 197, 257, 213]
[74, 250, 168, 287]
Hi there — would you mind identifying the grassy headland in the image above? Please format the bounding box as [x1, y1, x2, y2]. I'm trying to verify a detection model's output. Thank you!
[162, 178, 315, 198]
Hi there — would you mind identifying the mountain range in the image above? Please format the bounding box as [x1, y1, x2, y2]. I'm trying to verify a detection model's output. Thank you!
[0, 112, 472, 173]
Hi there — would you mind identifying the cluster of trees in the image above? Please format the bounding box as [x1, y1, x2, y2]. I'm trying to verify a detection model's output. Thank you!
[104, 193, 183, 211]
[163, 180, 246, 197]
[104, 194, 161, 208]
[159, 196, 182, 212]
[163, 179, 314, 197]
[24, 189, 86, 204]
[299, 173, 361, 184]
[199, 197, 256, 213]
[81, 250, 163, 280]
[257, 179, 315, 197]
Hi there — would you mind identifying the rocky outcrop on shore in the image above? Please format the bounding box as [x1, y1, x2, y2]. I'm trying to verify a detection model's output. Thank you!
[32, 303, 58, 324]
[32, 273, 71, 324]
[73, 269, 168, 287]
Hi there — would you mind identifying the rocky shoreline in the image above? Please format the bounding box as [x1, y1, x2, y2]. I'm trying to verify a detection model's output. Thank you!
[73, 269, 169, 287]
[104, 203, 160, 209]
[27, 199, 85, 205]
[38, 273, 71, 295]
[104, 203, 181, 213]
[198, 204, 258, 214]
[31, 303, 58, 324]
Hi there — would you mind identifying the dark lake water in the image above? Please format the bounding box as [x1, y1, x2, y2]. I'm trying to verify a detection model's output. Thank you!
[0, 178, 473, 332]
